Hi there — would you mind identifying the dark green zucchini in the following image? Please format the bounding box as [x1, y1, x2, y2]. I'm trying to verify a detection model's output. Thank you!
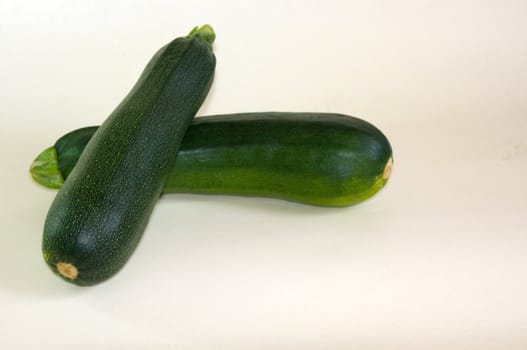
[42, 25, 216, 286]
[32, 113, 392, 208]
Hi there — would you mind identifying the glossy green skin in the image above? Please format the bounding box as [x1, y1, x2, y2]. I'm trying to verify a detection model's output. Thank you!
[42, 28, 216, 286]
[171, 113, 392, 206]
[35, 113, 392, 208]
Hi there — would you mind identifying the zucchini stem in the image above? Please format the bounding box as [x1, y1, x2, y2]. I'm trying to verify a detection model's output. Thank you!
[30, 146, 64, 189]
[188, 24, 215, 47]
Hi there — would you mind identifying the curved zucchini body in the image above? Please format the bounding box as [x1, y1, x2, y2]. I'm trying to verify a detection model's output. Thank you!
[42, 25, 216, 286]
[32, 112, 392, 208]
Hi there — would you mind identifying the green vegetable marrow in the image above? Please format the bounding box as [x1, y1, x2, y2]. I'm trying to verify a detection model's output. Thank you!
[32, 112, 392, 208]
[42, 25, 216, 286]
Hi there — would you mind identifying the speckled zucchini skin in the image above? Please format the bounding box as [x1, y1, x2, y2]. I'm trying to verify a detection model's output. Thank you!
[35, 112, 392, 208]
[42, 26, 216, 286]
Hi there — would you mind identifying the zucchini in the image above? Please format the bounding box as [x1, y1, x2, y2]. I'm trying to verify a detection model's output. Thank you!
[42, 25, 216, 286]
[32, 113, 392, 208]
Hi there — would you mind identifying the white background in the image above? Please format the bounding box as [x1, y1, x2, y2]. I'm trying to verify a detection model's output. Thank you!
[1, 0, 527, 349]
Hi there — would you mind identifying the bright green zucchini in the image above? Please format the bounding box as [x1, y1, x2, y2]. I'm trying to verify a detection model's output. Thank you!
[32, 113, 392, 208]
[42, 25, 216, 286]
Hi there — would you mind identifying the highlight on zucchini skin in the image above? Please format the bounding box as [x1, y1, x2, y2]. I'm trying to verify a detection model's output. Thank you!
[32, 113, 393, 208]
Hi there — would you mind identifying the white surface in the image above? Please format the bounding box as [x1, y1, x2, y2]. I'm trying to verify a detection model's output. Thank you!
[1, 0, 527, 349]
